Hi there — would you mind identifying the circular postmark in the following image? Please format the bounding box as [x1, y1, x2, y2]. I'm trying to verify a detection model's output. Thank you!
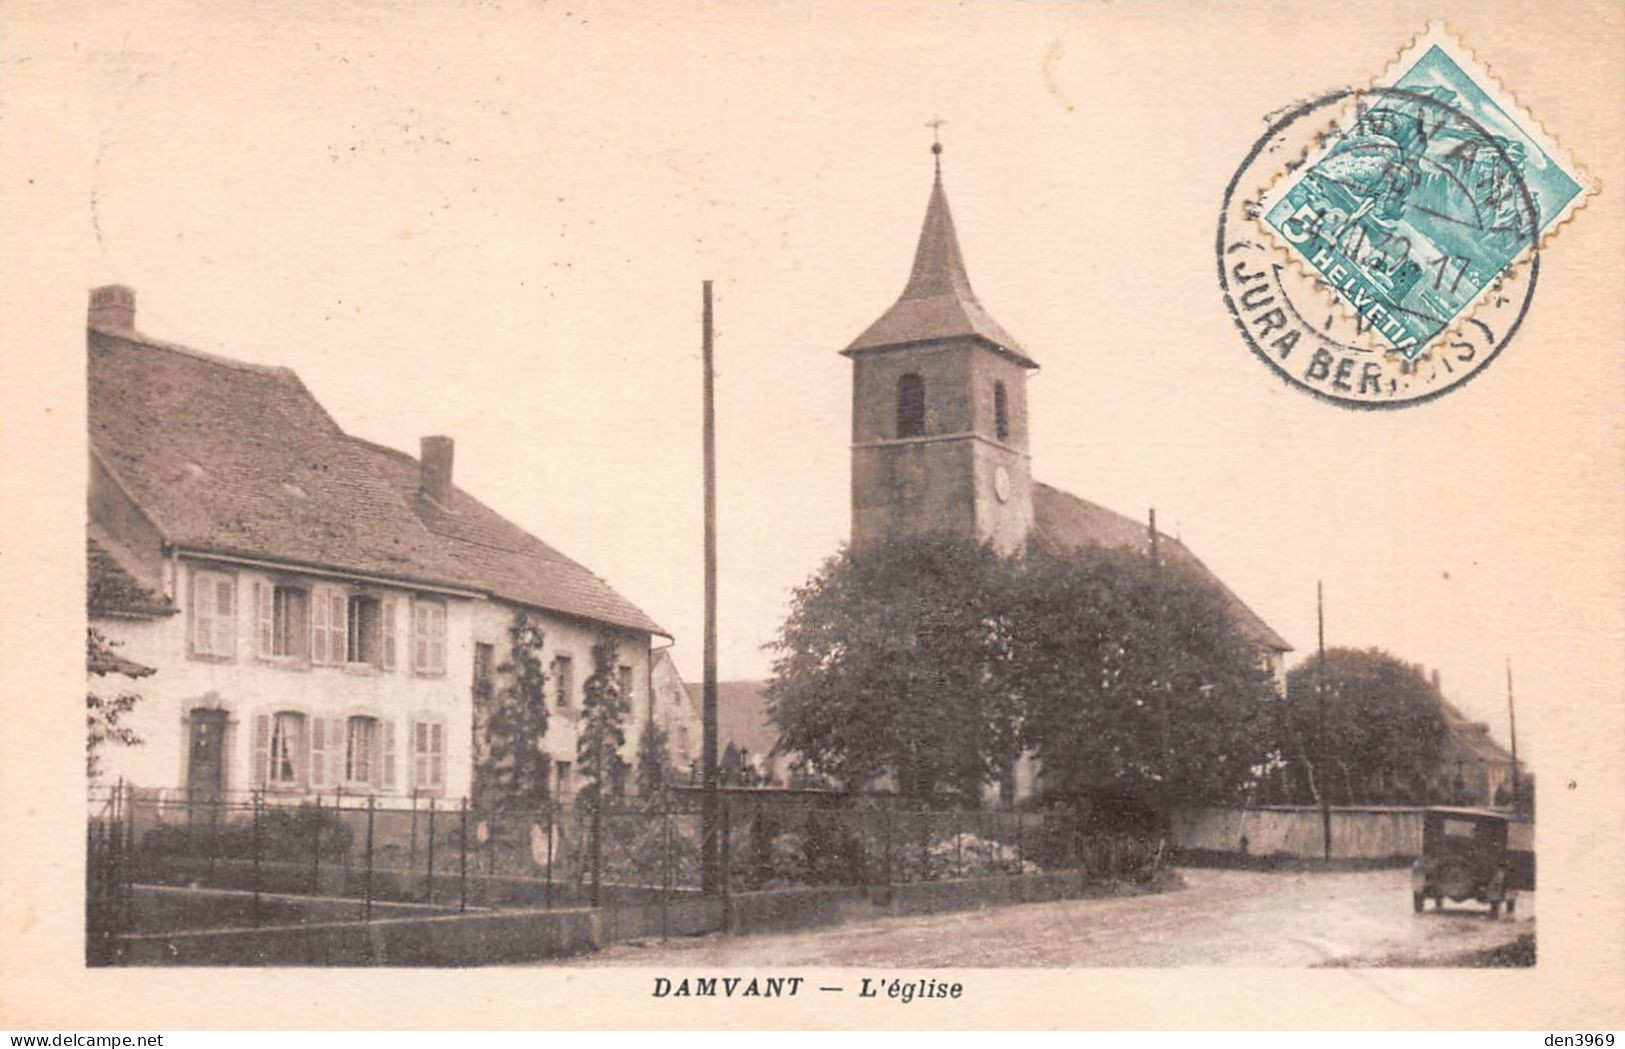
[1218, 87, 1540, 408]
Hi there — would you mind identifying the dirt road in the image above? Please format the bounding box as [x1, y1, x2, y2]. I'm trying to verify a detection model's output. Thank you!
[553, 867, 1534, 967]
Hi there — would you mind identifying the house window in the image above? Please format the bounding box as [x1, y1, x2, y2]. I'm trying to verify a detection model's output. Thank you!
[993, 381, 1010, 441]
[190, 568, 236, 658]
[413, 719, 446, 791]
[412, 599, 447, 675]
[345, 716, 394, 788]
[310, 587, 348, 665]
[473, 642, 495, 694]
[617, 664, 634, 700]
[264, 711, 305, 787]
[346, 594, 383, 666]
[554, 760, 572, 796]
[896, 373, 925, 438]
[555, 655, 574, 707]
[255, 583, 309, 659]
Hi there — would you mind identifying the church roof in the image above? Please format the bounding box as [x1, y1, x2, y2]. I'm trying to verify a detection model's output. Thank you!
[1031, 482, 1293, 652]
[844, 161, 1035, 367]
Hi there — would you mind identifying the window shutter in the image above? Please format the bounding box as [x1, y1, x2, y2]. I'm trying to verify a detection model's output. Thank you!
[432, 607, 445, 673]
[329, 592, 347, 663]
[215, 578, 236, 656]
[186, 569, 199, 654]
[256, 582, 273, 656]
[430, 722, 444, 788]
[381, 599, 397, 670]
[381, 720, 397, 790]
[252, 714, 270, 788]
[413, 721, 428, 788]
[192, 571, 216, 655]
[298, 713, 311, 789]
[412, 603, 427, 671]
[310, 718, 328, 789]
[310, 589, 329, 663]
[329, 718, 345, 787]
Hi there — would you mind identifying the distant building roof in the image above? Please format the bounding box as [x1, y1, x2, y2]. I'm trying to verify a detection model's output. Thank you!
[1437, 695, 1517, 766]
[87, 536, 175, 619]
[354, 437, 665, 636]
[89, 316, 663, 637]
[844, 162, 1034, 367]
[715, 680, 779, 757]
[1031, 481, 1292, 652]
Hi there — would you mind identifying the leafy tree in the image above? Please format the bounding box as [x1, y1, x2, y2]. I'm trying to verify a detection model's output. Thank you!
[1282, 647, 1448, 804]
[576, 633, 630, 808]
[475, 612, 550, 809]
[86, 628, 146, 780]
[636, 718, 672, 798]
[1011, 544, 1280, 808]
[767, 534, 1015, 800]
[766, 536, 1280, 808]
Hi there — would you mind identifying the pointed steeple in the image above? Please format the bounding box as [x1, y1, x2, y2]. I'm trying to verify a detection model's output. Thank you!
[844, 147, 1034, 366]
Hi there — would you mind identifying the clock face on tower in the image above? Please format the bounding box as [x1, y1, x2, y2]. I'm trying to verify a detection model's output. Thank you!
[993, 465, 1011, 503]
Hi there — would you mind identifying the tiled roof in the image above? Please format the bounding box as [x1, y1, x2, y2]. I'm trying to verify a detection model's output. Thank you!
[89, 325, 664, 637]
[1437, 696, 1517, 765]
[90, 328, 466, 588]
[1031, 481, 1292, 652]
[844, 166, 1034, 366]
[87, 537, 175, 619]
[353, 438, 666, 637]
[714, 680, 779, 756]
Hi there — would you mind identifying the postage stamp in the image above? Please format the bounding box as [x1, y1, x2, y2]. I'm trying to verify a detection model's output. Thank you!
[1258, 24, 1592, 363]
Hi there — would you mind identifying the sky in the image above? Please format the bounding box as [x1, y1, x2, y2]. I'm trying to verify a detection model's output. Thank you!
[19, 0, 1625, 770]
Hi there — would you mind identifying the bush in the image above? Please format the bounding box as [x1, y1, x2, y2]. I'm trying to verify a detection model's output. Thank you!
[141, 803, 353, 862]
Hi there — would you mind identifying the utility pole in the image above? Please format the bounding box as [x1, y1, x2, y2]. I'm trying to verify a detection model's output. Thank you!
[700, 280, 720, 895]
[1317, 580, 1331, 864]
[1506, 658, 1520, 807]
[1149, 509, 1170, 831]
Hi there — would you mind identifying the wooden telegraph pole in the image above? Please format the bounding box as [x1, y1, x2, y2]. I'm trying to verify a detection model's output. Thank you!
[1506, 658, 1521, 807]
[1317, 580, 1332, 864]
[700, 280, 720, 894]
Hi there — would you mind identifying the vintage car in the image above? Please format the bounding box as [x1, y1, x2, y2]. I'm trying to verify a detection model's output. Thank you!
[1412, 806, 1535, 919]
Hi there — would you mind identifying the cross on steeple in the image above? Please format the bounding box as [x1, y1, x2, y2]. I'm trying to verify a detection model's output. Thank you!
[926, 116, 947, 172]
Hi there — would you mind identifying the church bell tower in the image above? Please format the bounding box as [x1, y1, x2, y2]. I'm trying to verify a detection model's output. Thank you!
[844, 141, 1037, 555]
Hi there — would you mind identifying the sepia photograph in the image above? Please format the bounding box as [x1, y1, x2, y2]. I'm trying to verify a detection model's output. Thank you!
[4, 0, 1625, 1032]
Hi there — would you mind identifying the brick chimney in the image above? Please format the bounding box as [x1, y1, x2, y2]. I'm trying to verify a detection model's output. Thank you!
[88, 284, 136, 331]
[420, 436, 455, 505]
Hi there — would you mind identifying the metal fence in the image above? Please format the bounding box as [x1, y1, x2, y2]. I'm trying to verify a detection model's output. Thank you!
[86, 781, 1162, 962]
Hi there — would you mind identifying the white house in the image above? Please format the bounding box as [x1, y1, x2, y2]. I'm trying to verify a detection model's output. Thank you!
[87, 285, 667, 808]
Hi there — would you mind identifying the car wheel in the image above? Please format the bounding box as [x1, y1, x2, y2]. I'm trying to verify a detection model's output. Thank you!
[1413, 892, 1424, 913]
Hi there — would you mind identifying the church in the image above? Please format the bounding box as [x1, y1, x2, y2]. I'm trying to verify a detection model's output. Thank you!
[714, 145, 1294, 802]
[842, 143, 1290, 683]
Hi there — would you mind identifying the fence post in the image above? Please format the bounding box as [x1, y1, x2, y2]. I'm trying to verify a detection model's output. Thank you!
[425, 797, 437, 905]
[720, 798, 732, 933]
[311, 794, 323, 895]
[589, 791, 603, 908]
[363, 795, 376, 922]
[544, 802, 554, 911]
[251, 790, 263, 927]
[207, 794, 219, 880]
[956, 821, 964, 879]
[409, 788, 419, 873]
[883, 798, 894, 900]
[458, 797, 468, 914]
[661, 802, 671, 942]
[1016, 811, 1024, 870]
